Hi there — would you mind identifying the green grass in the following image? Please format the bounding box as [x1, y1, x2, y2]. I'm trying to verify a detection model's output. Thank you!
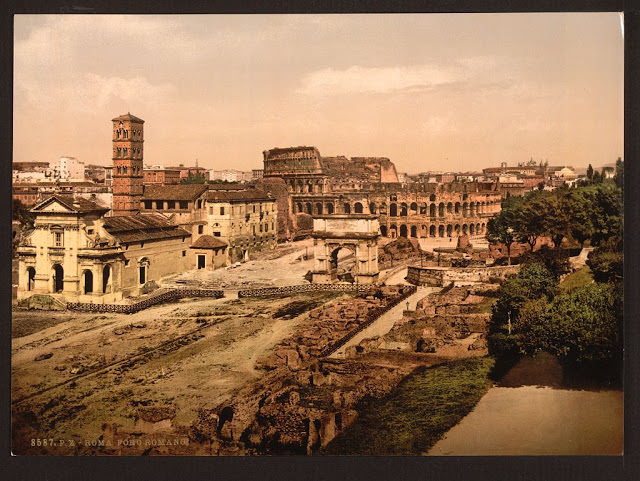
[467, 296, 496, 314]
[559, 265, 594, 293]
[321, 356, 495, 455]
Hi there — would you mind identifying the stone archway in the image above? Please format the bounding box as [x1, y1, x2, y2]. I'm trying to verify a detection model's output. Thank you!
[312, 214, 380, 284]
[52, 264, 64, 292]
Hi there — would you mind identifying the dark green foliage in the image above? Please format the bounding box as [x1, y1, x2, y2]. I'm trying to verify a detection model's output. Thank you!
[586, 164, 594, 181]
[519, 246, 571, 280]
[587, 249, 623, 284]
[12, 198, 35, 227]
[180, 171, 207, 184]
[321, 357, 495, 455]
[615, 157, 624, 190]
[515, 284, 622, 365]
[489, 263, 558, 333]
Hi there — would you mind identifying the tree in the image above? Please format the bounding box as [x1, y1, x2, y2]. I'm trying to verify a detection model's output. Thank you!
[586, 163, 594, 181]
[513, 192, 548, 251]
[565, 190, 594, 247]
[541, 191, 570, 249]
[486, 211, 516, 265]
[12, 198, 35, 228]
[180, 171, 206, 184]
[614, 157, 624, 190]
[515, 283, 622, 365]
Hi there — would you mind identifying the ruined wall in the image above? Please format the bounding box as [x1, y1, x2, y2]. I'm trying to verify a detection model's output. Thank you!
[406, 265, 520, 286]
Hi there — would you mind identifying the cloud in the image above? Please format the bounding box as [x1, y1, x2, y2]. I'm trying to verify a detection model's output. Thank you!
[297, 64, 459, 96]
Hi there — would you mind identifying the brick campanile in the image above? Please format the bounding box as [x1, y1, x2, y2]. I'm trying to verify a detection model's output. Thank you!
[112, 113, 144, 216]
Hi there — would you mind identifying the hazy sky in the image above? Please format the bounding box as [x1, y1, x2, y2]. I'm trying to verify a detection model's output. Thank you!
[13, 13, 623, 173]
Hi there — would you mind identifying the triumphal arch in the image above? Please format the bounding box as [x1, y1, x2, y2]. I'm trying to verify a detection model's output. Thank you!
[311, 214, 380, 284]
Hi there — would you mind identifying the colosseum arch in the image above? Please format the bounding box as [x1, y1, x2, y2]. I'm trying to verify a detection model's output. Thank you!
[438, 203, 445, 217]
[410, 202, 418, 214]
[400, 203, 408, 216]
[470, 224, 475, 235]
[389, 224, 398, 238]
[429, 204, 436, 217]
[429, 225, 436, 237]
[446, 202, 453, 214]
[455, 202, 461, 214]
[325, 202, 334, 214]
[315, 203, 323, 215]
[305, 202, 312, 215]
[462, 224, 468, 235]
[430, 193, 436, 202]
[369, 202, 377, 214]
[446, 224, 453, 237]
[438, 225, 445, 237]
[354, 202, 364, 214]
[419, 203, 427, 214]
[400, 225, 408, 237]
[455, 224, 461, 235]
[390, 203, 398, 217]
[421, 225, 428, 237]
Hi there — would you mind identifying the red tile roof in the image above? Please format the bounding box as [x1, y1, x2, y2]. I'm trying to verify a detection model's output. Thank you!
[142, 184, 208, 201]
[103, 213, 190, 243]
[112, 113, 144, 123]
[190, 235, 228, 249]
[32, 195, 109, 213]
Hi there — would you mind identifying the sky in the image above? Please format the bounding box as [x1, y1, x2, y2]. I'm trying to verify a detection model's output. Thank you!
[13, 13, 623, 174]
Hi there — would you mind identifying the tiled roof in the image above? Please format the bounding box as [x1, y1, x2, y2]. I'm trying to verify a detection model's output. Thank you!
[206, 189, 273, 203]
[142, 184, 208, 201]
[112, 113, 144, 123]
[190, 235, 228, 249]
[32, 195, 110, 213]
[103, 213, 190, 243]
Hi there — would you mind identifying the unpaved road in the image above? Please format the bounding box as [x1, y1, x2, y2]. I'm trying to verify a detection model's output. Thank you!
[428, 385, 623, 455]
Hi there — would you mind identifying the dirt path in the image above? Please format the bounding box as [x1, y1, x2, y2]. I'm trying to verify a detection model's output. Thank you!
[329, 287, 439, 358]
[427, 386, 623, 455]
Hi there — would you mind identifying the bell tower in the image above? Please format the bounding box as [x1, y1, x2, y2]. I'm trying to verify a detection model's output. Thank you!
[112, 113, 144, 216]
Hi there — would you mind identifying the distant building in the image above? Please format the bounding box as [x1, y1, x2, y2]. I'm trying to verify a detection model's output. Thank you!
[252, 169, 264, 180]
[143, 168, 181, 185]
[210, 169, 253, 183]
[164, 164, 210, 182]
[12, 181, 111, 208]
[50, 156, 85, 181]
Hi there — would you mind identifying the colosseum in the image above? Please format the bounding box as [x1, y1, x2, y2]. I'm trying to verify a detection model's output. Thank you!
[261, 146, 502, 239]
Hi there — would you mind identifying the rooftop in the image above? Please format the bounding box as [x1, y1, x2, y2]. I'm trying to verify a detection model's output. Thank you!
[190, 235, 228, 249]
[112, 113, 144, 123]
[207, 189, 273, 203]
[142, 184, 208, 201]
[103, 213, 190, 243]
[32, 195, 110, 214]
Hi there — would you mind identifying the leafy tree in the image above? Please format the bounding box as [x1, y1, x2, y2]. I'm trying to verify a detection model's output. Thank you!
[180, 171, 207, 184]
[591, 170, 602, 184]
[565, 190, 594, 247]
[586, 164, 594, 181]
[486, 204, 518, 265]
[615, 157, 624, 190]
[490, 262, 558, 332]
[515, 283, 622, 365]
[12, 198, 35, 228]
[541, 191, 570, 248]
[520, 246, 571, 281]
[585, 182, 622, 246]
[513, 192, 548, 251]
[587, 250, 623, 284]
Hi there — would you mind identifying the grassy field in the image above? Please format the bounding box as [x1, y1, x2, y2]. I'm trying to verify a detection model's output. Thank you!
[321, 356, 495, 455]
[559, 265, 594, 293]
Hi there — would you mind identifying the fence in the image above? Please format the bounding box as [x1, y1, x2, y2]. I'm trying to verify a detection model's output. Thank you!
[237, 283, 377, 298]
[66, 288, 224, 314]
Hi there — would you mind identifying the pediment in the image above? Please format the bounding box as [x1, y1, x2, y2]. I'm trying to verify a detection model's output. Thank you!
[32, 197, 74, 213]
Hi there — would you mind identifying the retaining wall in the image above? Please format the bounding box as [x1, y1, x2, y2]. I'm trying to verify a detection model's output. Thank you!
[406, 265, 520, 287]
[67, 288, 224, 314]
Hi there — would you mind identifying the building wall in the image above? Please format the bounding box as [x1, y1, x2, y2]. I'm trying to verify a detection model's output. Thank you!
[206, 199, 277, 263]
[191, 247, 227, 271]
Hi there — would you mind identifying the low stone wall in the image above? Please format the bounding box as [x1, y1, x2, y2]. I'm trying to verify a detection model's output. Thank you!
[67, 288, 224, 314]
[237, 283, 377, 298]
[406, 265, 520, 287]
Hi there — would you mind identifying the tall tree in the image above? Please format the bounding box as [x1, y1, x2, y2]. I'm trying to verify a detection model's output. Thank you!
[586, 163, 594, 181]
[614, 157, 624, 190]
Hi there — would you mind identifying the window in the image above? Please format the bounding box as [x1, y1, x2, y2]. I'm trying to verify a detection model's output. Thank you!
[117, 166, 122, 174]
[213, 232, 221, 237]
[179, 201, 188, 209]
[259, 224, 263, 233]
[144, 200, 152, 209]
[124, 130, 128, 139]
[87, 229, 94, 235]
[220, 207, 225, 215]
[167, 200, 175, 209]
[140, 241, 145, 248]
[155, 200, 163, 209]
[182, 250, 186, 257]
[124, 259, 130, 266]
[123, 148, 128, 156]
[54, 231, 63, 247]
[123, 166, 128, 174]
[198, 225, 204, 234]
